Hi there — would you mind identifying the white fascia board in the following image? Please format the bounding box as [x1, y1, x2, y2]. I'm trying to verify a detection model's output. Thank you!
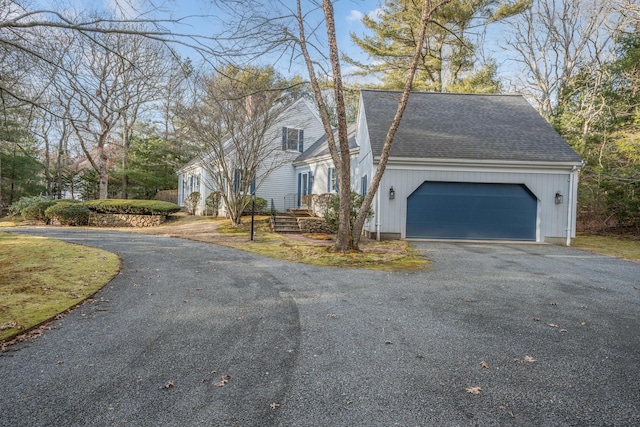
[292, 148, 360, 167]
[377, 157, 584, 173]
[177, 163, 201, 175]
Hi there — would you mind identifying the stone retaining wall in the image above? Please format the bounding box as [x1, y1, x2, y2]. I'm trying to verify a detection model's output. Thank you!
[88, 212, 167, 227]
[297, 217, 335, 234]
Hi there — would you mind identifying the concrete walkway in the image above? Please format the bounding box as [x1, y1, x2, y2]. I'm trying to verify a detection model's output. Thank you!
[1, 228, 639, 426]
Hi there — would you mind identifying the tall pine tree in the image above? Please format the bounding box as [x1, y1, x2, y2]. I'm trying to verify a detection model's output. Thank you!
[345, 0, 529, 92]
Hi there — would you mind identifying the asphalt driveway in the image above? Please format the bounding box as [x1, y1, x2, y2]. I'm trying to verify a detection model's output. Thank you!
[1, 228, 639, 426]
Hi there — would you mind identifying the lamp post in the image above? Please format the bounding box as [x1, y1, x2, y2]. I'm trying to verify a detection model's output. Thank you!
[250, 177, 256, 241]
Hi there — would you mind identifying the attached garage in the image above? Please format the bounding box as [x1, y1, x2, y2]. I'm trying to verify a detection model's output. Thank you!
[356, 90, 584, 245]
[406, 182, 537, 241]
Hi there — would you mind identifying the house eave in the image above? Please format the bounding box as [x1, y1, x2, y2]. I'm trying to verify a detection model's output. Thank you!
[375, 156, 584, 170]
[293, 147, 360, 167]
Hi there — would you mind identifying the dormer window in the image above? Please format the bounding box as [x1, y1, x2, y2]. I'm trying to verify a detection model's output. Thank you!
[282, 127, 304, 152]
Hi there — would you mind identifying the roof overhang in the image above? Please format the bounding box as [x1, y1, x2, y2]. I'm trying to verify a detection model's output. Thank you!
[293, 147, 360, 167]
[376, 156, 584, 172]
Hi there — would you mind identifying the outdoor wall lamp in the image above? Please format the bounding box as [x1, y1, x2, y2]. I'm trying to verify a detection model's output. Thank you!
[389, 186, 395, 200]
[555, 191, 563, 204]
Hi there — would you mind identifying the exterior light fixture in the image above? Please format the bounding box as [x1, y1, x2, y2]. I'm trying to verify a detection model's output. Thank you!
[555, 191, 563, 204]
[389, 186, 395, 200]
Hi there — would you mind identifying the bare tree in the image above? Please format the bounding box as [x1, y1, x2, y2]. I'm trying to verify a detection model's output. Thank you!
[179, 65, 304, 225]
[503, 0, 625, 117]
[0, 0, 228, 118]
[114, 32, 178, 198]
[55, 30, 130, 199]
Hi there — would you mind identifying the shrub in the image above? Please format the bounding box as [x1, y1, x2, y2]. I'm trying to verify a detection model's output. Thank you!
[309, 193, 332, 217]
[324, 192, 374, 231]
[184, 192, 201, 215]
[20, 199, 57, 222]
[242, 196, 267, 214]
[84, 199, 181, 215]
[45, 202, 90, 226]
[9, 195, 52, 217]
[205, 192, 222, 217]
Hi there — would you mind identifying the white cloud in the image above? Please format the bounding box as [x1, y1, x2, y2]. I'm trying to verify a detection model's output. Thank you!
[346, 9, 363, 22]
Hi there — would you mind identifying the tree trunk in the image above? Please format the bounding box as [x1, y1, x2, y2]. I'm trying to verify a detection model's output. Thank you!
[352, 0, 451, 249]
[98, 147, 109, 199]
[294, 0, 353, 252]
[322, 0, 353, 252]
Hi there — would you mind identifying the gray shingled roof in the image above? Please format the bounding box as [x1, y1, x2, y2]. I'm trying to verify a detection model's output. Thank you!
[295, 123, 358, 163]
[361, 90, 582, 163]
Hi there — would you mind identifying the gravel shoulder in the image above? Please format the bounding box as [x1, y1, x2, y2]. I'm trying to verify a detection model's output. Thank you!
[1, 228, 639, 426]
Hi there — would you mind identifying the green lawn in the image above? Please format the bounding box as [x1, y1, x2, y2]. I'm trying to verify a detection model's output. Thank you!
[0, 232, 121, 342]
[573, 233, 640, 262]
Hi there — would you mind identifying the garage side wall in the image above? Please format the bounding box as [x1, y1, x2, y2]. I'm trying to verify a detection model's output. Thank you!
[369, 165, 576, 243]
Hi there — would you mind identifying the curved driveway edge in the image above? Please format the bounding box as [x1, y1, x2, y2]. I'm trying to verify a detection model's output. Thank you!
[1, 228, 639, 426]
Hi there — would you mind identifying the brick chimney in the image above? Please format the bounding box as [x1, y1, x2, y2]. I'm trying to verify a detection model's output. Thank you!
[245, 92, 267, 120]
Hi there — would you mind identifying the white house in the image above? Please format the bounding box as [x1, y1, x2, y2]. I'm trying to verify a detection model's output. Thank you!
[178, 90, 583, 245]
[177, 98, 325, 215]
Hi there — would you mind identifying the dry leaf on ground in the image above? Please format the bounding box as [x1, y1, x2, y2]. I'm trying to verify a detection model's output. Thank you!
[465, 386, 482, 395]
[514, 355, 537, 363]
[214, 374, 231, 387]
[0, 321, 18, 330]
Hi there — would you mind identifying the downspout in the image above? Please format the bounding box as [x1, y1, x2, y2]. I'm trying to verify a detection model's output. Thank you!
[566, 166, 577, 246]
[376, 184, 381, 241]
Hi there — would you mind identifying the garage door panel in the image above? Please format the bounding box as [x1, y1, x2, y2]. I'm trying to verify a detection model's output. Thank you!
[406, 182, 537, 240]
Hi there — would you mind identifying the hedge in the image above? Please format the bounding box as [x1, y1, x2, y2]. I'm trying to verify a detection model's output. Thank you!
[242, 196, 267, 214]
[45, 202, 90, 226]
[84, 199, 181, 215]
[21, 199, 58, 222]
[9, 195, 52, 217]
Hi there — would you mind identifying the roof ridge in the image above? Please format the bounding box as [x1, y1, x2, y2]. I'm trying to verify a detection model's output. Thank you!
[360, 89, 523, 98]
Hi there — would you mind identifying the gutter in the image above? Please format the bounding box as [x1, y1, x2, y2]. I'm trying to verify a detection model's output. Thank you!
[376, 156, 584, 170]
[566, 165, 578, 246]
[376, 184, 381, 241]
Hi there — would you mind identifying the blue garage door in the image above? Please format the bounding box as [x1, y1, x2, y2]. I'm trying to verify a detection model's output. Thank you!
[406, 182, 537, 240]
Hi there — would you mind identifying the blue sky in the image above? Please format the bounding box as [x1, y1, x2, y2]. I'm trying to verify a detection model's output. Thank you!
[150, 0, 382, 77]
[34, 0, 514, 86]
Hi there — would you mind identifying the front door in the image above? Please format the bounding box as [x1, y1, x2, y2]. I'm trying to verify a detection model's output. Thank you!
[298, 172, 311, 207]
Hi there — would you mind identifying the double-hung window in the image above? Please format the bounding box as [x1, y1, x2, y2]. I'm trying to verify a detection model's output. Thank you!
[328, 167, 338, 192]
[282, 127, 304, 152]
[233, 169, 256, 194]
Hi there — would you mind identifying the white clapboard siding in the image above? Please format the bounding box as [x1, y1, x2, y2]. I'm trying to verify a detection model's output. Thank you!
[366, 165, 578, 242]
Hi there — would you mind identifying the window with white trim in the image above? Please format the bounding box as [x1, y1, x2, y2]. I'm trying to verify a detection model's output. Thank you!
[328, 167, 338, 192]
[282, 127, 304, 152]
[233, 169, 255, 194]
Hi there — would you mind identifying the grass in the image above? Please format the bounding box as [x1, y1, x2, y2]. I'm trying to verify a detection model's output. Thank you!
[0, 216, 27, 227]
[573, 233, 640, 262]
[136, 214, 428, 271]
[206, 216, 428, 272]
[0, 232, 121, 342]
